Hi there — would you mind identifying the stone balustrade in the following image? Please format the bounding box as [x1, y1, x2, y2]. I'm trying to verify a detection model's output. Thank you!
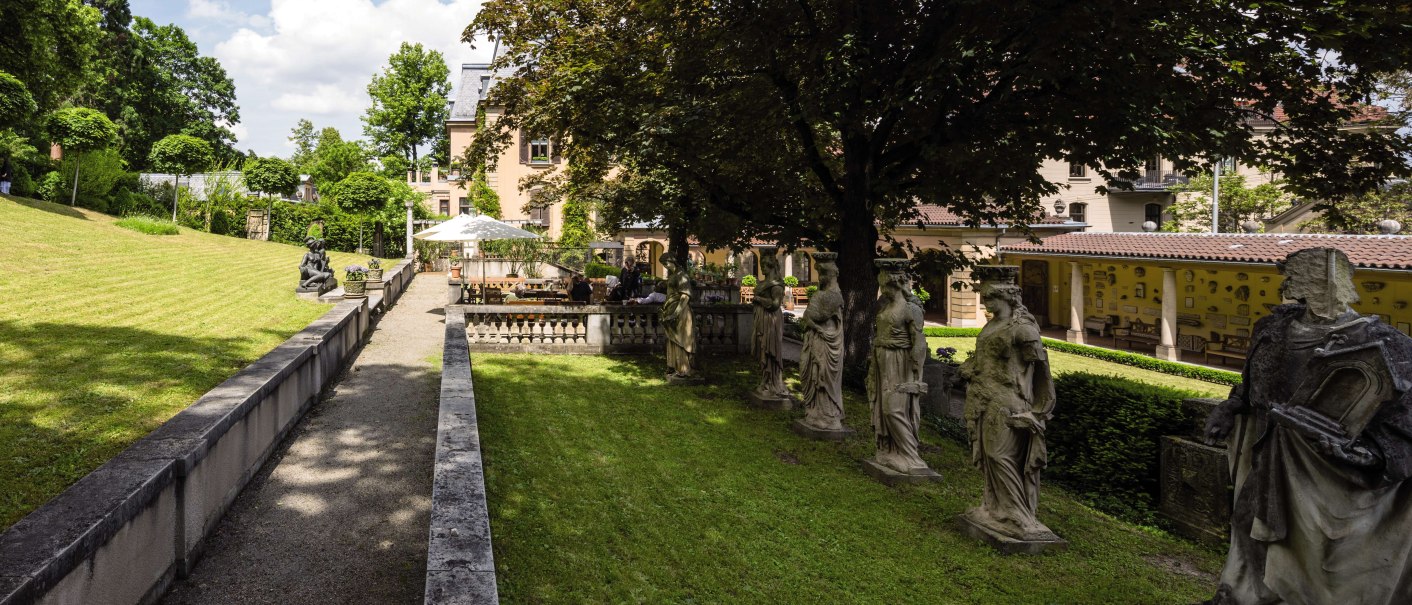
[457, 304, 754, 355]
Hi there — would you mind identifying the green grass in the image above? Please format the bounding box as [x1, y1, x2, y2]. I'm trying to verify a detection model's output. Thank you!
[929, 336, 1230, 398]
[474, 353, 1222, 604]
[0, 194, 379, 530]
[115, 214, 180, 235]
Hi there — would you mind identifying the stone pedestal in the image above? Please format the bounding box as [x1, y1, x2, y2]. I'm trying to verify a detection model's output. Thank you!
[665, 373, 705, 386]
[318, 288, 346, 303]
[922, 360, 962, 420]
[1159, 436, 1232, 545]
[861, 458, 942, 485]
[367, 279, 386, 291]
[747, 392, 795, 410]
[1155, 343, 1180, 362]
[956, 512, 1068, 555]
[1066, 329, 1085, 344]
[791, 419, 854, 441]
[296, 279, 337, 301]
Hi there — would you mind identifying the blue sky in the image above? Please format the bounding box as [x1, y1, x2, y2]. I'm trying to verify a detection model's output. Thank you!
[129, 0, 493, 158]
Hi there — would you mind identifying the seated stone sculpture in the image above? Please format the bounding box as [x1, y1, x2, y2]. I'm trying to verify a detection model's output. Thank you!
[298, 238, 336, 292]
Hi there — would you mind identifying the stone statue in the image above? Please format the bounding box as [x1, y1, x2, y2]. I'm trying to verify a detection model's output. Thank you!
[957, 265, 1063, 553]
[661, 256, 699, 383]
[298, 237, 336, 292]
[793, 252, 851, 439]
[863, 259, 939, 483]
[749, 250, 792, 408]
[1203, 248, 1412, 605]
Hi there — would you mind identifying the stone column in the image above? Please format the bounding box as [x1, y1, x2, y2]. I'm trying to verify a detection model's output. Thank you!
[1156, 267, 1179, 361]
[407, 169, 415, 184]
[783, 252, 794, 278]
[405, 203, 414, 258]
[1066, 261, 1085, 344]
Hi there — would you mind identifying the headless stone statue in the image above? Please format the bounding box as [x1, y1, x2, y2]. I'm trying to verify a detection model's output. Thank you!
[749, 251, 792, 408]
[793, 252, 851, 440]
[1204, 248, 1412, 605]
[957, 265, 1064, 553]
[661, 256, 700, 383]
[863, 259, 939, 484]
[297, 238, 336, 293]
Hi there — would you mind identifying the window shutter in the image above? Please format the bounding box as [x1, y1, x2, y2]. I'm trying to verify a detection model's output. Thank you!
[551, 138, 563, 164]
[519, 132, 529, 164]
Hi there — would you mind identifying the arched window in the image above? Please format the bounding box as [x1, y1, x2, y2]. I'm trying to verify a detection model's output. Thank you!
[794, 252, 812, 282]
[1145, 203, 1163, 229]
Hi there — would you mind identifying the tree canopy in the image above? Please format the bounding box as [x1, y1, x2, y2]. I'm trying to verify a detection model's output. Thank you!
[468, 0, 1412, 368]
[46, 107, 117, 155]
[244, 157, 299, 198]
[0, 0, 100, 120]
[331, 171, 393, 215]
[362, 42, 452, 166]
[0, 71, 37, 130]
[1309, 182, 1412, 234]
[1166, 173, 1296, 233]
[148, 134, 212, 176]
[309, 127, 372, 193]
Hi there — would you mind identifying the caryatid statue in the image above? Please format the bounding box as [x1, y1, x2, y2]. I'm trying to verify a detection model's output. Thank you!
[957, 265, 1063, 553]
[1203, 248, 1412, 605]
[863, 259, 939, 483]
[749, 250, 793, 408]
[660, 255, 700, 383]
[793, 252, 852, 439]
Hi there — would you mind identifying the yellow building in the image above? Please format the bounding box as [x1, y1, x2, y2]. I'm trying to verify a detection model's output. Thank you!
[1001, 232, 1412, 363]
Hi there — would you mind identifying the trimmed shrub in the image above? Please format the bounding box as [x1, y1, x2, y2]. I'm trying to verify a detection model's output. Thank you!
[783, 275, 800, 287]
[921, 327, 1241, 386]
[585, 262, 621, 279]
[1048, 373, 1198, 524]
[116, 214, 180, 235]
[740, 274, 758, 287]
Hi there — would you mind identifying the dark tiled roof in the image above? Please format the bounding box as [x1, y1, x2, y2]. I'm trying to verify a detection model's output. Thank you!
[915, 204, 1074, 226]
[449, 63, 500, 121]
[1001, 232, 1412, 270]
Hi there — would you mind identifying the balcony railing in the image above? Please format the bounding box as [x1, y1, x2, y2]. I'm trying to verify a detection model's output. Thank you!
[1114, 171, 1189, 192]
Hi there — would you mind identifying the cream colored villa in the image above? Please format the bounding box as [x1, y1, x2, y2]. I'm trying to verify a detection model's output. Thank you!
[408, 62, 570, 240]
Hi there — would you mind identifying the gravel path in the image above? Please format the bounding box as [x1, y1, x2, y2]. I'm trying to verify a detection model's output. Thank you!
[163, 277, 445, 605]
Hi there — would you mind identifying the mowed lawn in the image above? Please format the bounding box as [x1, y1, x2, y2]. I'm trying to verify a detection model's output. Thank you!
[0, 195, 378, 530]
[928, 336, 1231, 398]
[473, 353, 1223, 604]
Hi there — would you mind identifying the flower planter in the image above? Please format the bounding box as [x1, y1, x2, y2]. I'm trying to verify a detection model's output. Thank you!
[367, 268, 384, 282]
[450, 265, 462, 279]
[345, 279, 368, 298]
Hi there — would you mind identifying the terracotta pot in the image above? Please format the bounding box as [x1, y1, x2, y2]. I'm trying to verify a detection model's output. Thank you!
[345, 279, 368, 298]
[450, 265, 462, 278]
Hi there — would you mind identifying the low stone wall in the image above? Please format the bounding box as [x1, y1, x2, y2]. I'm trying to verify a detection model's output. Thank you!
[460, 304, 754, 355]
[423, 312, 498, 605]
[0, 261, 415, 605]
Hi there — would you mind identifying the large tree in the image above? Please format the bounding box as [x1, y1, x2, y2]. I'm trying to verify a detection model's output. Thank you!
[308, 127, 372, 194]
[468, 0, 1412, 369]
[0, 0, 100, 119]
[362, 42, 452, 166]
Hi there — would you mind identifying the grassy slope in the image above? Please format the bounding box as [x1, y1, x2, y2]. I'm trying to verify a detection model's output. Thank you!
[928, 336, 1230, 398]
[474, 354, 1222, 604]
[0, 195, 375, 530]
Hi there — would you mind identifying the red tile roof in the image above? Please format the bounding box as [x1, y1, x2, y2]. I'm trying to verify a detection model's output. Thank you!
[914, 204, 1074, 227]
[1001, 232, 1412, 270]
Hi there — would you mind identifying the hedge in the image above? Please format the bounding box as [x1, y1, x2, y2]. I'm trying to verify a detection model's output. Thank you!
[1046, 373, 1200, 524]
[922, 327, 1241, 386]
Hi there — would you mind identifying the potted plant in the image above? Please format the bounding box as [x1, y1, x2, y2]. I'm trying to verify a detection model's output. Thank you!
[450, 258, 462, 279]
[344, 265, 369, 298]
[802, 284, 818, 305]
[366, 258, 383, 282]
[783, 275, 800, 310]
[740, 274, 757, 298]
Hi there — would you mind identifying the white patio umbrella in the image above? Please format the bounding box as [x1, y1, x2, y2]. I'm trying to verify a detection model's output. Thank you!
[411, 212, 477, 239]
[420, 214, 542, 299]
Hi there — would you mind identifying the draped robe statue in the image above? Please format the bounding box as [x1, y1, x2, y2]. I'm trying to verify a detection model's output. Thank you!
[864, 259, 937, 480]
[661, 257, 698, 380]
[958, 268, 1060, 548]
[750, 252, 791, 404]
[796, 253, 847, 436]
[1204, 248, 1412, 605]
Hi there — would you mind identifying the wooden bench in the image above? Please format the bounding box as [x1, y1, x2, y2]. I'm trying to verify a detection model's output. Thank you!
[1205, 335, 1251, 367]
[1113, 318, 1161, 351]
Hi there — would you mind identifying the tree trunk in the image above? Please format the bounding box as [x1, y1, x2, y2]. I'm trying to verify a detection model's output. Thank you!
[171, 174, 180, 222]
[836, 200, 880, 374]
[374, 221, 385, 258]
[69, 156, 81, 206]
[667, 222, 689, 269]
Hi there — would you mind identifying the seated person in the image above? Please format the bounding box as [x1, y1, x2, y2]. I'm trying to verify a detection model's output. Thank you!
[570, 275, 593, 303]
[627, 280, 668, 305]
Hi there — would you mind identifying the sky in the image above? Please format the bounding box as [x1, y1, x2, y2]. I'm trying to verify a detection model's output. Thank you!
[129, 0, 493, 158]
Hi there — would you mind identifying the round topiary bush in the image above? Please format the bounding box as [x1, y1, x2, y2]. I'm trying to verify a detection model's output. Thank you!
[741, 275, 758, 287]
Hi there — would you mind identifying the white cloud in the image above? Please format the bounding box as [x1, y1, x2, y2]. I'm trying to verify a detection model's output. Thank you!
[209, 0, 492, 156]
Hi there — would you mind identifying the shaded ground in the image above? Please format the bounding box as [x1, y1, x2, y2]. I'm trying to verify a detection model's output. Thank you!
[162, 277, 443, 605]
[473, 353, 1222, 604]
